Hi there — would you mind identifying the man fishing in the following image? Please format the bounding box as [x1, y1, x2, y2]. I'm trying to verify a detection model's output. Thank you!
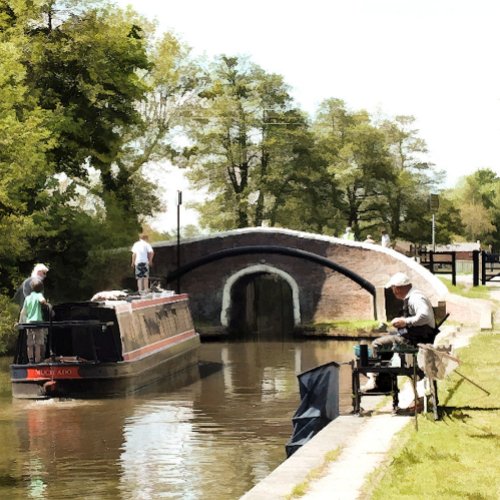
[362, 272, 436, 391]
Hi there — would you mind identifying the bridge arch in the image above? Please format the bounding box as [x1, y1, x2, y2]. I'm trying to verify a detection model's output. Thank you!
[166, 245, 375, 297]
[220, 264, 301, 328]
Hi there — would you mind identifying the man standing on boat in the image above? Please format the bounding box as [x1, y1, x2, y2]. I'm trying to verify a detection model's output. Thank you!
[14, 263, 50, 308]
[131, 233, 154, 293]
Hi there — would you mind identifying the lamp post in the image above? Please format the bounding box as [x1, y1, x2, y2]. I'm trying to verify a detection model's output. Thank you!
[429, 194, 439, 252]
[176, 190, 182, 294]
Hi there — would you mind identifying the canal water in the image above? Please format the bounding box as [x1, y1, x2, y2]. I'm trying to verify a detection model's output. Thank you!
[0, 338, 359, 500]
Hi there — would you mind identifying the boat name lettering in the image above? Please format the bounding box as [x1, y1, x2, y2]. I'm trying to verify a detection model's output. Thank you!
[28, 367, 81, 379]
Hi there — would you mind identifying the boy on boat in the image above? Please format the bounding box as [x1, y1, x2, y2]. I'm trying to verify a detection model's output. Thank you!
[20, 278, 49, 364]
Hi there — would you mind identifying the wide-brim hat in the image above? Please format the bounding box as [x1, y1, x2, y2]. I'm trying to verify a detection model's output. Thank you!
[385, 272, 411, 288]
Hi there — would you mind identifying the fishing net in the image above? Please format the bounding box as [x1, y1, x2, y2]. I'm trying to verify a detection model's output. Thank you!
[417, 345, 460, 380]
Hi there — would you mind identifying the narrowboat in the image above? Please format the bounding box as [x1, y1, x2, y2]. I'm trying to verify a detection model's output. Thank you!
[11, 292, 200, 399]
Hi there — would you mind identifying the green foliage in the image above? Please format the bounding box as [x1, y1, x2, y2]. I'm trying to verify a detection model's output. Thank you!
[25, 5, 151, 178]
[433, 195, 464, 244]
[312, 98, 394, 236]
[264, 118, 340, 234]
[0, 35, 57, 288]
[0, 294, 19, 353]
[129, 31, 202, 163]
[83, 247, 132, 296]
[447, 169, 500, 249]
[379, 115, 444, 243]
[0, 0, 194, 304]
[21, 191, 139, 303]
[117, 31, 203, 227]
[185, 55, 267, 228]
[183, 55, 318, 230]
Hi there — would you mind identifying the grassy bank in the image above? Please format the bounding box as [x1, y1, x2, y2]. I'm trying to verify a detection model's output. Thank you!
[368, 332, 500, 499]
[439, 277, 493, 300]
[302, 320, 380, 337]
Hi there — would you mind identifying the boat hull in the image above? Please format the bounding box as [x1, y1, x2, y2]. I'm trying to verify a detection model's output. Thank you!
[11, 333, 200, 399]
[11, 293, 201, 399]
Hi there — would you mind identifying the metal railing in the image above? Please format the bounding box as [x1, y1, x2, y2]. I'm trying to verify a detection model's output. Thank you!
[481, 251, 500, 284]
[419, 251, 457, 286]
[415, 250, 500, 287]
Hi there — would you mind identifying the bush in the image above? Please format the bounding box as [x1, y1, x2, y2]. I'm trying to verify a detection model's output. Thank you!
[0, 294, 20, 355]
[47, 248, 131, 303]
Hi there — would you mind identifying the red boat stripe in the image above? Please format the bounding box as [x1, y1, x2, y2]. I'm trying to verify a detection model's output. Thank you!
[122, 329, 197, 361]
[26, 366, 81, 380]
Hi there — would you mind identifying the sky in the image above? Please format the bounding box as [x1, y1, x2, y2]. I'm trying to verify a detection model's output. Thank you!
[114, 0, 500, 230]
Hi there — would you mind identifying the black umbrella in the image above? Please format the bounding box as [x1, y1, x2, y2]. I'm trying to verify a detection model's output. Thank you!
[286, 361, 340, 457]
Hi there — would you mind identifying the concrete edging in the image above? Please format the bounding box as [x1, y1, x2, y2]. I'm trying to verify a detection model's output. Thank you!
[240, 414, 373, 500]
[241, 399, 413, 500]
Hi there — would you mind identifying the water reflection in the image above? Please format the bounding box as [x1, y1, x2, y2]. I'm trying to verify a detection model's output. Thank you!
[0, 338, 359, 499]
[12, 399, 130, 499]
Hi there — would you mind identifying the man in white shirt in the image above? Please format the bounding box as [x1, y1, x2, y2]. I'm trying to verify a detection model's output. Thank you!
[342, 226, 355, 241]
[381, 229, 391, 248]
[131, 234, 154, 293]
[362, 272, 436, 391]
[374, 272, 436, 351]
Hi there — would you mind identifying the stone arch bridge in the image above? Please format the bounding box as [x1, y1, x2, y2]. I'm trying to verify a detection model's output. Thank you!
[151, 228, 448, 335]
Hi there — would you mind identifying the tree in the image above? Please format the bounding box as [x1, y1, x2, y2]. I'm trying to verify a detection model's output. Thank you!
[0, 36, 57, 291]
[18, 1, 152, 236]
[449, 169, 499, 248]
[459, 203, 495, 242]
[182, 56, 315, 230]
[119, 31, 204, 228]
[0, 1, 182, 304]
[401, 194, 463, 246]
[312, 99, 394, 237]
[263, 125, 338, 233]
[379, 115, 443, 243]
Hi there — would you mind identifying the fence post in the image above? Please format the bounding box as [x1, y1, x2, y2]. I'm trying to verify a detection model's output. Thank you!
[481, 251, 486, 285]
[429, 251, 434, 275]
[451, 252, 456, 286]
[472, 250, 479, 286]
